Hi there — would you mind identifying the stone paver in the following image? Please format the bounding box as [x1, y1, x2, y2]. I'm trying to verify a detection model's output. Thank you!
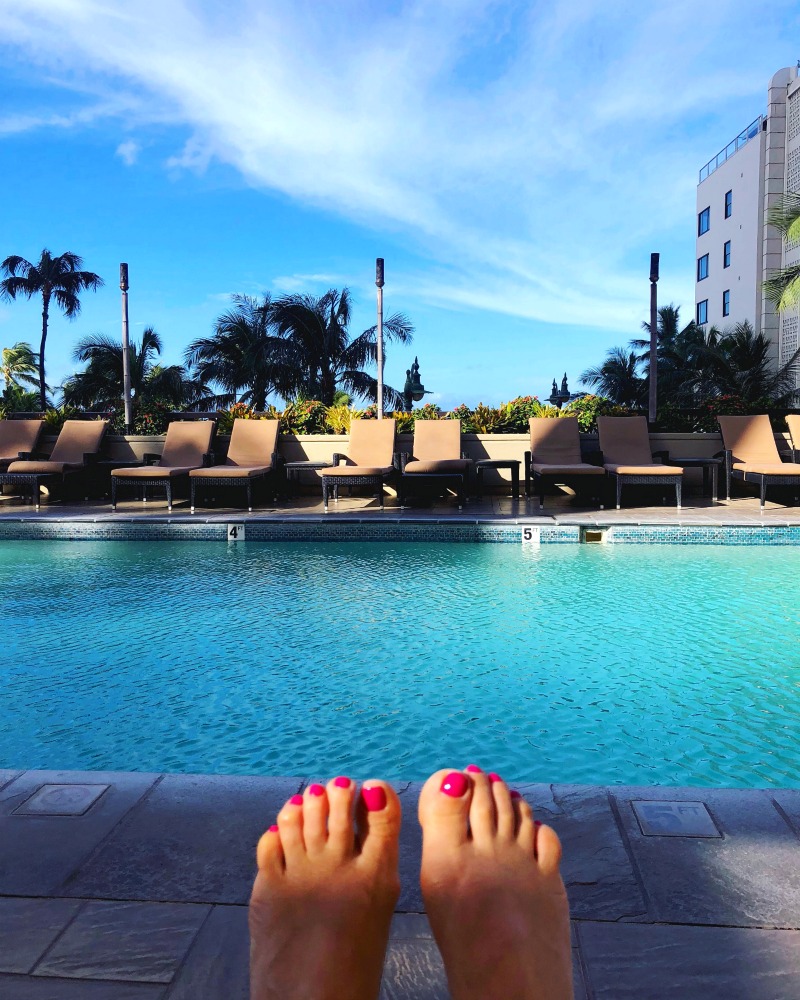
[612, 786, 800, 927]
[0, 897, 83, 973]
[396, 784, 424, 912]
[0, 770, 159, 896]
[63, 774, 302, 904]
[166, 905, 249, 999]
[0, 770, 22, 792]
[773, 790, 800, 838]
[33, 900, 208, 983]
[578, 921, 800, 999]
[0, 977, 165, 999]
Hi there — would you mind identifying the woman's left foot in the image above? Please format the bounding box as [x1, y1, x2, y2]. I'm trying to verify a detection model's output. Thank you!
[249, 777, 401, 1000]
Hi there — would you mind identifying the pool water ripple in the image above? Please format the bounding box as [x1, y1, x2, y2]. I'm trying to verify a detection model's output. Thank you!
[1, 540, 799, 786]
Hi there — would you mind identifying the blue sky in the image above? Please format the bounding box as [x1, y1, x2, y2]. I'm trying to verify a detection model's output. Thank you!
[0, 1, 797, 409]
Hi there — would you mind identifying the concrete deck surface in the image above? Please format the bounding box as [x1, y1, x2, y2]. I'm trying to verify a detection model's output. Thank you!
[0, 770, 798, 998]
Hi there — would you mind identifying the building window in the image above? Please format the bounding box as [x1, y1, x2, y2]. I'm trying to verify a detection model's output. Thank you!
[697, 299, 708, 325]
[698, 207, 710, 235]
[723, 240, 731, 268]
[697, 254, 709, 281]
[722, 290, 730, 317]
[724, 190, 732, 218]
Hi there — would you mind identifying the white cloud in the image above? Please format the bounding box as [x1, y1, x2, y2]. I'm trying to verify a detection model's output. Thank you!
[115, 138, 140, 165]
[0, 0, 795, 331]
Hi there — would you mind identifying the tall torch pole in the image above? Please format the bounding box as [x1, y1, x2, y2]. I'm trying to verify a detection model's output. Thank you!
[375, 257, 385, 419]
[648, 253, 659, 426]
[120, 263, 133, 434]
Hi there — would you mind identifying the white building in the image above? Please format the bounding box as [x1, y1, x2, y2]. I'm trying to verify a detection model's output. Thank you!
[695, 65, 800, 372]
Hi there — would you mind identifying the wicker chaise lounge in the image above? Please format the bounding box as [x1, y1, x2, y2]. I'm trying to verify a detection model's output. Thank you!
[189, 418, 280, 512]
[320, 418, 396, 513]
[0, 418, 44, 472]
[111, 420, 216, 512]
[786, 414, 800, 461]
[399, 419, 470, 510]
[0, 419, 108, 510]
[597, 416, 683, 510]
[718, 414, 800, 511]
[525, 417, 605, 509]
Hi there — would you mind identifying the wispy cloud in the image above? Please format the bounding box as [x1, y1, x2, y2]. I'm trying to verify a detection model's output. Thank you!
[0, 0, 795, 330]
[115, 138, 140, 165]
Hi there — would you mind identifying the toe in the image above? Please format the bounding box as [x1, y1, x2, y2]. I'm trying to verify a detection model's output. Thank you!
[277, 793, 305, 865]
[255, 824, 284, 878]
[465, 767, 496, 846]
[490, 773, 516, 841]
[325, 775, 356, 858]
[515, 794, 536, 853]
[302, 783, 330, 855]
[535, 823, 563, 877]
[418, 768, 473, 848]
[356, 780, 402, 869]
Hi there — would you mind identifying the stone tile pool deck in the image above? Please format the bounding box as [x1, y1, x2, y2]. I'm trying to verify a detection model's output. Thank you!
[2, 491, 800, 996]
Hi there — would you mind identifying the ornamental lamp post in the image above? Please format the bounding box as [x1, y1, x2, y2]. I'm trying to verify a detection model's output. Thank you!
[120, 263, 133, 434]
[402, 357, 430, 411]
[648, 253, 659, 425]
[375, 257, 385, 419]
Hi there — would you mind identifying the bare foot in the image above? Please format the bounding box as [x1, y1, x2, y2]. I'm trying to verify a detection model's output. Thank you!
[419, 766, 572, 1000]
[249, 777, 401, 1000]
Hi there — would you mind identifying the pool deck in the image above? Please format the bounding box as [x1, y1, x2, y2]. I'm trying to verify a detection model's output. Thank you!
[2, 489, 800, 996]
[1, 770, 799, 998]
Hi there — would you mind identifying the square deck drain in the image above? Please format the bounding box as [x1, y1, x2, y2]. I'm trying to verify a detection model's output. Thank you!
[13, 783, 109, 817]
[631, 800, 721, 838]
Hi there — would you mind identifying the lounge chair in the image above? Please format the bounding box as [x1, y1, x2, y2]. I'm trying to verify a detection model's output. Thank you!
[320, 418, 396, 512]
[0, 418, 44, 472]
[111, 420, 216, 512]
[189, 418, 280, 512]
[719, 414, 800, 511]
[524, 417, 605, 509]
[786, 414, 800, 461]
[0, 419, 108, 510]
[597, 416, 683, 510]
[399, 419, 470, 510]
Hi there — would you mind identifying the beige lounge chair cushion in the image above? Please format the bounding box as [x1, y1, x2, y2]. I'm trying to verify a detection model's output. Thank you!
[605, 463, 683, 475]
[320, 465, 393, 478]
[225, 419, 279, 467]
[786, 414, 800, 450]
[6, 460, 73, 474]
[597, 416, 654, 466]
[346, 419, 396, 468]
[49, 420, 108, 464]
[404, 458, 469, 474]
[529, 417, 583, 465]
[160, 421, 215, 467]
[111, 465, 195, 479]
[411, 420, 461, 462]
[0, 419, 44, 463]
[718, 415, 781, 465]
[733, 462, 800, 476]
[532, 463, 605, 476]
[190, 465, 271, 479]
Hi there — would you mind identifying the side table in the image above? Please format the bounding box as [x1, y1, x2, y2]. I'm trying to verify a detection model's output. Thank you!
[284, 460, 329, 498]
[664, 456, 723, 502]
[474, 459, 521, 499]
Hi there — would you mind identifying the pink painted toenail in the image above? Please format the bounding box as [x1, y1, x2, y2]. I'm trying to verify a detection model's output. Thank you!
[334, 776, 350, 788]
[510, 790, 521, 800]
[465, 764, 482, 773]
[308, 784, 325, 796]
[290, 795, 304, 806]
[488, 773, 502, 783]
[361, 785, 387, 812]
[269, 824, 279, 833]
[441, 772, 469, 797]
[535, 820, 542, 827]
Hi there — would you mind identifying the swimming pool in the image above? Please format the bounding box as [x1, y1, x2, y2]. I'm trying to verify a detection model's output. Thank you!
[2, 540, 798, 787]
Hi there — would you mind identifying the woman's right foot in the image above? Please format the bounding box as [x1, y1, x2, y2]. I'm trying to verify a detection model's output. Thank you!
[418, 766, 572, 1000]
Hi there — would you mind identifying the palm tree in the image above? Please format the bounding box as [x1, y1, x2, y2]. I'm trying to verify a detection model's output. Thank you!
[763, 193, 800, 311]
[62, 327, 203, 410]
[0, 250, 103, 409]
[185, 294, 289, 410]
[695, 320, 800, 404]
[580, 347, 645, 408]
[632, 304, 707, 405]
[269, 287, 413, 407]
[1, 342, 39, 392]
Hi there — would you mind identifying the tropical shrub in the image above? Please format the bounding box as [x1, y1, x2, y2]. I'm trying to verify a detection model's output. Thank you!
[133, 399, 173, 436]
[412, 402, 442, 420]
[562, 395, 636, 433]
[324, 403, 365, 434]
[280, 399, 328, 434]
[389, 411, 415, 433]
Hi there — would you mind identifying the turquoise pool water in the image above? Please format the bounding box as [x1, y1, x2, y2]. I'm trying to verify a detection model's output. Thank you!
[2, 540, 798, 787]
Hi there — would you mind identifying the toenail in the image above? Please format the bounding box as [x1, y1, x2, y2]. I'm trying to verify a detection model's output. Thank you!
[441, 771, 469, 797]
[308, 784, 325, 797]
[510, 790, 521, 800]
[361, 785, 387, 812]
[290, 795, 304, 806]
[488, 772, 502, 783]
[535, 820, 542, 827]
[268, 824, 279, 833]
[465, 764, 482, 773]
[334, 776, 350, 788]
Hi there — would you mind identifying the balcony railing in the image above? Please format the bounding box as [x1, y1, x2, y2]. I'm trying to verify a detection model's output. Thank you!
[699, 116, 764, 182]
